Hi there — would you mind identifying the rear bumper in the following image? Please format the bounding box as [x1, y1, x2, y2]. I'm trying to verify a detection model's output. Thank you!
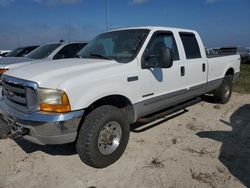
[0, 99, 84, 145]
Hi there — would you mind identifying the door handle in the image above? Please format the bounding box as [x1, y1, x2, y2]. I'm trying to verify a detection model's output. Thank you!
[202, 63, 206, 72]
[181, 66, 185, 76]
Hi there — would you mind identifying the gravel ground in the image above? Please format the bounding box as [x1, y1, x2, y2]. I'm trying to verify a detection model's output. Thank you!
[0, 93, 250, 188]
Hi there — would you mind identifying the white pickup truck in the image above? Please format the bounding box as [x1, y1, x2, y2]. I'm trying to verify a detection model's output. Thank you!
[0, 26, 240, 168]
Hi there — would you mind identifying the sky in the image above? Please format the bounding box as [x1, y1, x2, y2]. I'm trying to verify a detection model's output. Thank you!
[0, 0, 249, 49]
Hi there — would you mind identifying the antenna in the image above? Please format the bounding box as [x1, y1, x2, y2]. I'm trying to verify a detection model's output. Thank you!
[105, 0, 110, 31]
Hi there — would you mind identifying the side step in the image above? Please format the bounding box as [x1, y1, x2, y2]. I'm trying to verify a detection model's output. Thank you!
[137, 97, 202, 124]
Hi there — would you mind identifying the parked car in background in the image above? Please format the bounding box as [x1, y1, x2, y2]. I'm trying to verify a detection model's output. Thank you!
[219, 47, 250, 64]
[5, 46, 39, 57]
[212, 48, 220, 54]
[206, 48, 219, 56]
[0, 42, 87, 75]
[0, 50, 11, 58]
[247, 47, 250, 54]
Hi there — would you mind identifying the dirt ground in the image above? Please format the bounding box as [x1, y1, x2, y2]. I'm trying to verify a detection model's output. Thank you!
[0, 93, 250, 188]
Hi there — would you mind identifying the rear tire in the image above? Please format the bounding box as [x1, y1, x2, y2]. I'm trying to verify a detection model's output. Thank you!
[76, 105, 130, 168]
[214, 75, 233, 104]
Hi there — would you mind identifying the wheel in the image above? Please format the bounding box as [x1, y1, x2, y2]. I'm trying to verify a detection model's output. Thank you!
[214, 75, 233, 104]
[0, 118, 12, 138]
[76, 105, 130, 168]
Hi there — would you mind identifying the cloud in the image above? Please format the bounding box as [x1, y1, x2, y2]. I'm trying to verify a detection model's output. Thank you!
[0, 0, 15, 6]
[132, 0, 149, 4]
[205, 0, 222, 4]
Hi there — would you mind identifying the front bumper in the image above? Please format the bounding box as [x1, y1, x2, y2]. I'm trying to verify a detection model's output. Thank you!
[0, 98, 84, 145]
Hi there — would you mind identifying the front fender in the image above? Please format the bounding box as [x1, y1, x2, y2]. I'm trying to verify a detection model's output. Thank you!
[74, 83, 136, 110]
[62, 75, 140, 111]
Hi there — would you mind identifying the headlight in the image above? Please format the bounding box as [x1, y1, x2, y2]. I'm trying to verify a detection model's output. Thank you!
[0, 68, 9, 74]
[38, 88, 71, 113]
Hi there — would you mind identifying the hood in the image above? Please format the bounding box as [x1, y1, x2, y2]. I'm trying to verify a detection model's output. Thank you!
[0, 57, 33, 67]
[5, 58, 121, 88]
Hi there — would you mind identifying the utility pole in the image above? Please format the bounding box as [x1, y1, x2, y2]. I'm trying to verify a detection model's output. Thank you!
[68, 16, 71, 43]
[105, 0, 110, 31]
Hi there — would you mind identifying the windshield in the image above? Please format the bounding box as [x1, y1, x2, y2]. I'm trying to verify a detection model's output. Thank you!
[26, 43, 61, 59]
[78, 29, 149, 63]
[6, 48, 23, 57]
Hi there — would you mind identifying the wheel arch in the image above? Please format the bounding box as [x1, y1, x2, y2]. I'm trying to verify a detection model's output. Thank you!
[82, 94, 135, 124]
[225, 67, 234, 76]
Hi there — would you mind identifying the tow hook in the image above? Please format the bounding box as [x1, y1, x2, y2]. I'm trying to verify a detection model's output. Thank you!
[1, 126, 29, 139]
[8, 126, 29, 138]
[0, 114, 29, 139]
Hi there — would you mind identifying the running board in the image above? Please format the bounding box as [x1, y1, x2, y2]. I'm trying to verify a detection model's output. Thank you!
[137, 97, 202, 124]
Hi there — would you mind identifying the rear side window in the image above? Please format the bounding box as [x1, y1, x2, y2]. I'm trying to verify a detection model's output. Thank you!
[179, 32, 201, 59]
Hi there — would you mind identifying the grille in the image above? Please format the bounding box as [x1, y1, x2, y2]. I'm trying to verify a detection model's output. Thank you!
[2, 75, 38, 112]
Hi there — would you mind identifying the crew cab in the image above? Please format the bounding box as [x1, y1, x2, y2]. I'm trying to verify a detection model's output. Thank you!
[0, 27, 240, 168]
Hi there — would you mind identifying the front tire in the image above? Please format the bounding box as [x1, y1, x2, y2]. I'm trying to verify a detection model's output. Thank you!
[214, 75, 233, 104]
[76, 105, 130, 168]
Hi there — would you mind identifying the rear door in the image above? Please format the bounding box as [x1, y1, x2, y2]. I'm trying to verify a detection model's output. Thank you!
[179, 32, 207, 96]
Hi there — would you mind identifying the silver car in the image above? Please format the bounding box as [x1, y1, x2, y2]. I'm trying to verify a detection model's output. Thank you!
[0, 42, 87, 73]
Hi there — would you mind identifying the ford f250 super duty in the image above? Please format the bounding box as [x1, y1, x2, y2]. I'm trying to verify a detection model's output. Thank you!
[0, 27, 240, 168]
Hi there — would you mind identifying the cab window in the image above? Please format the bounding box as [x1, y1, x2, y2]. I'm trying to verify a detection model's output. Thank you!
[142, 32, 179, 67]
[179, 32, 201, 59]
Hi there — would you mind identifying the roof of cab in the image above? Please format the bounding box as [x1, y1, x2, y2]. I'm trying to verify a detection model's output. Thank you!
[108, 26, 197, 34]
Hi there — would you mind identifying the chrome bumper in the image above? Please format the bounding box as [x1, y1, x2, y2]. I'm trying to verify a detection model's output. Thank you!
[0, 98, 84, 145]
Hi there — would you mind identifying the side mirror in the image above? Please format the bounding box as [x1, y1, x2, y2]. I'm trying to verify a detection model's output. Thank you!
[142, 47, 173, 69]
[158, 47, 173, 68]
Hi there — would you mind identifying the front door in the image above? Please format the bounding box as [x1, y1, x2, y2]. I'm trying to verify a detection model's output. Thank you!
[138, 31, 189, 117]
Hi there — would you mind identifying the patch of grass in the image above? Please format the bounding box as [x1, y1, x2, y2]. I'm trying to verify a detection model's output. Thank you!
[149, 156, 165, 168]
[145, 155, 165, 169]
[183, 147, 216, 157]
[171, 137, 177, 144]
[190, 169, 217, 188]
[234, 65, 250, 94]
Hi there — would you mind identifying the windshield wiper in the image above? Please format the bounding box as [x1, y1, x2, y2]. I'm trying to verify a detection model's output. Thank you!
[89, 53, 113, 60]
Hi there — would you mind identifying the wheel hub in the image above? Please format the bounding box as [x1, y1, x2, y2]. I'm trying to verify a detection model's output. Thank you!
[98, 121, 122, 155]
